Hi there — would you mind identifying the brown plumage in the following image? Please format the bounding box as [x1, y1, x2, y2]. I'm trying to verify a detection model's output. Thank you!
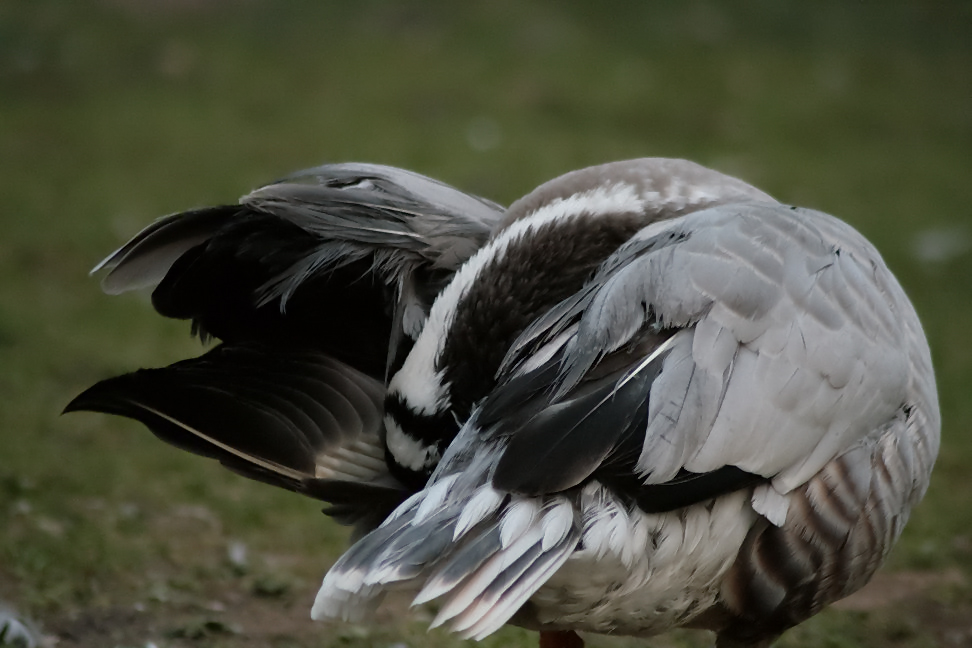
[67, 159, 939, 647]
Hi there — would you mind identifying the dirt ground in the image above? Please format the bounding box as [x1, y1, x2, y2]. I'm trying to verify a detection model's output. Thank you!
[3, 566, 970, 648]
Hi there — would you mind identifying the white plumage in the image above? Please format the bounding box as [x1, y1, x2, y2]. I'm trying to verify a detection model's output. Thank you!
[68, 158, 939, 648]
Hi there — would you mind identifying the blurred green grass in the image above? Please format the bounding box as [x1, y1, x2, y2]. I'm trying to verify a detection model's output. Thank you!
[2, 1, 971, 646]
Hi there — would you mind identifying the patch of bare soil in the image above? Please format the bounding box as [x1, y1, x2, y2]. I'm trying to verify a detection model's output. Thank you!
[32, 549, 356, 648]
[21, 569, 971, 648]
[47, 593, 327, 648]
[835, 570, 972, 647]
[5, 506, 970, 648]
[835, 569, 965, 612]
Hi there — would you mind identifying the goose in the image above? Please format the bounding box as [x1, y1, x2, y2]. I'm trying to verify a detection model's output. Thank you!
[66, 158, 939, 648]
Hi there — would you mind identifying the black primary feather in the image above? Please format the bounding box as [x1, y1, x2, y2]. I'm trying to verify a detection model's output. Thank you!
[97, 163, 505, 381]
[63, 345, 406, 514]
[151, 215, 394, 377]
[600, 466, 765, 514]
[492, 369, 655, 494]
[69, 163, 507, 532]
[488, 323, 764, 511]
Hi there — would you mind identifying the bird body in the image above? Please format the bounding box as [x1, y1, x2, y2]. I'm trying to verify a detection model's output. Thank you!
[67, 158, 939, 647]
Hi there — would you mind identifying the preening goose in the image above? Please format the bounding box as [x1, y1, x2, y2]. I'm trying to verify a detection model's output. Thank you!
[66, 158, 939, 648]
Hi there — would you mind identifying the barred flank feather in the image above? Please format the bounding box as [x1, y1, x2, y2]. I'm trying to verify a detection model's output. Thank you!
[68, 158, 939, 648]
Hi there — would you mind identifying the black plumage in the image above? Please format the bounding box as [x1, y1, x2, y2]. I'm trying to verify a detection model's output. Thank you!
[152, 215, 394, 377]
[69, 162, 506, 534]
[64, 345, 392, 495]
[65, 159, 939, 648]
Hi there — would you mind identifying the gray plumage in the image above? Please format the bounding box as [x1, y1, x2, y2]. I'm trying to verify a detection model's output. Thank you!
[67, 158, 939, 648]
[95, 162, 505, 374]
[314, 160, 938, 647]
[98, 162, 504, 294]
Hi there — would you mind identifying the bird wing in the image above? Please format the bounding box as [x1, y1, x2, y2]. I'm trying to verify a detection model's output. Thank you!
[491, 201, 929, 514]
[64, 344, 409, 532]
[70, 164, 505, 532]
[313, 199, 939, 641]
[94, 162, 505, 379]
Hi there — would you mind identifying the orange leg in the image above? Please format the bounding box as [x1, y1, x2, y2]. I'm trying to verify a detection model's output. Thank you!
[539, 630, 584, 648]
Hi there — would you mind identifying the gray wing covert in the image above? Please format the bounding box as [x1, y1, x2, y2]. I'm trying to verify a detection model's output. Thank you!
[491, 202, 924, 511]
[94, 162, 505, 378]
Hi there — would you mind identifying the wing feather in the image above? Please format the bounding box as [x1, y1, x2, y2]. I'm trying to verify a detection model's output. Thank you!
[312, 162, 938, 643]
[92, 163, 505, 379]
[64, 344, 409, 531]
[488, 202, 923, 512]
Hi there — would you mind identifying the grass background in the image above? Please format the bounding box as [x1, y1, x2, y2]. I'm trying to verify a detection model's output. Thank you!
[1, 1, 971, 646]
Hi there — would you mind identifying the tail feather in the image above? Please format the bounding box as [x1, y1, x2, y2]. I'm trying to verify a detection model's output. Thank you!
[455, 537, 577, 640]
[312, 451, 582, 639]
[429, 523, 547, 629]
[412, 527, 503, 605]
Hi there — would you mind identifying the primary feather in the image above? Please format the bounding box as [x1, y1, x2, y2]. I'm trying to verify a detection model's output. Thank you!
[68, 162, 506, 536]
[67, 158, 938, 648]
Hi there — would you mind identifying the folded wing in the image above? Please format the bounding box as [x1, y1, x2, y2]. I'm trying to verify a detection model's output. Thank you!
[68, 164, 506, 531]
[313, 192, 939, 642]
[493, 202, 925, 508]
[96, 162, 505, 378]
[64, 345, 407, 523]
